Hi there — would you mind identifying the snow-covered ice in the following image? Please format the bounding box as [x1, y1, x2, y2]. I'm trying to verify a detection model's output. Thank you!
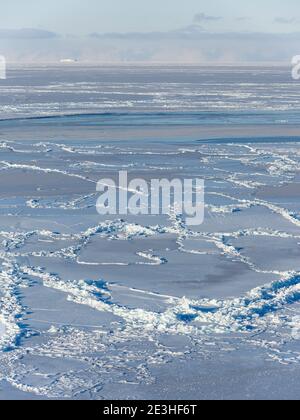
[0, 322, 5, 338]
[0, 66, 300, 400]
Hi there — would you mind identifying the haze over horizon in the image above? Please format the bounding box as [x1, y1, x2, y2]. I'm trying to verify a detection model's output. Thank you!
[0, 0, 300, 64]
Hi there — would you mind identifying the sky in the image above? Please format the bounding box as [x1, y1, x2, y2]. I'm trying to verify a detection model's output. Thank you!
[1, 0, 300, 35]
[0, 1, 300, 64]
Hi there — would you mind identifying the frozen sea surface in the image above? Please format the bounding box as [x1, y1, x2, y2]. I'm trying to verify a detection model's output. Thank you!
[0, 67, 299, 400]
[1, 65, 300, 119]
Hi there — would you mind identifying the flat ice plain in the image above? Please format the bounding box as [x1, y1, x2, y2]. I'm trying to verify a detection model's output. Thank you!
[0, 66, 299, 400]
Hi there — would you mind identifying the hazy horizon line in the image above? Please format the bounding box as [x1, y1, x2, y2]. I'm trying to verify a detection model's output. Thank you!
[1, 26, 300, 39]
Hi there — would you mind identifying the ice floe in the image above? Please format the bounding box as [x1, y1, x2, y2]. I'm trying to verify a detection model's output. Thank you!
[1, 137, 300, 398]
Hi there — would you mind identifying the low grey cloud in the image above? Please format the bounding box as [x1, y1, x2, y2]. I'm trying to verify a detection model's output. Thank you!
[0, 28, 58, 39]
[193, 13, 222, 23]
[89, 25, 206, 40]
[274, 17, 299, 24]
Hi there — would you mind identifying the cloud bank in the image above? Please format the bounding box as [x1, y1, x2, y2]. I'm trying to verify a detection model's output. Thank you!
[193, 13, 222, 23]
[274, 17, 299, 25]
[0, 27, 299, 64]
[0, 28, 58, 39]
